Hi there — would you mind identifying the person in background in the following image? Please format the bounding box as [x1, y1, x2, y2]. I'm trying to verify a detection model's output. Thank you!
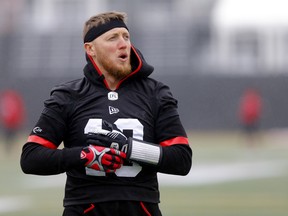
[0, 89, 25, 153]
[20, 11, 192, 216]
[238, 87, 262, 147]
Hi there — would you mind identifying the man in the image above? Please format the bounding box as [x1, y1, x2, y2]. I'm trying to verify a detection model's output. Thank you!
[0, 89, 25, 153]
[20, 11, 192, 216]
[238, 88, 262, 147]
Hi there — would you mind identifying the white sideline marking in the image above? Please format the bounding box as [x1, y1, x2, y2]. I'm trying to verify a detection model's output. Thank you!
[158, 160, 288, 186]
[23, 174, 66, 189]
[0, 196, 31, 213]
[2, 160, 287, 213]
[21, 160, 288, 188]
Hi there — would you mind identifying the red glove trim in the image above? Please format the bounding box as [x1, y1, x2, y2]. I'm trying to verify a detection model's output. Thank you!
[160, 136, 189, 147]
[27, 135, 57, 149]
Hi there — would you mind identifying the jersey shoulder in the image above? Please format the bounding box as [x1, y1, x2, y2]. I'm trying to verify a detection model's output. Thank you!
[134, 77, 174, 99]
[145, 78, 178, 107]
[46, 76, 99, 106]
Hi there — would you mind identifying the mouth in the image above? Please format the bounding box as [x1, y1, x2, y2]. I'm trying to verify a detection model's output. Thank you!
[118, 53, 128, 61]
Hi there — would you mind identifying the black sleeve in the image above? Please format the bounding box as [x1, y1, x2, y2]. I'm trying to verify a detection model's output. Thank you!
[158, 144, 192, 175]
[20, 143, 83, 175]
[154, 82, 188, 141]
[152, 82, 192, 175]
[20, 85, 83, 175]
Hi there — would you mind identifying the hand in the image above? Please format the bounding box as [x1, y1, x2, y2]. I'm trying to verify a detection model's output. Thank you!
[87, 120, 128, 152]
[81, 145, 126, 173]
[87, 120, 162, 166]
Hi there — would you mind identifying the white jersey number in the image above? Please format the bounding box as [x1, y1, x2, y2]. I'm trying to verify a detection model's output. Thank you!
[84, 118, 143, 177]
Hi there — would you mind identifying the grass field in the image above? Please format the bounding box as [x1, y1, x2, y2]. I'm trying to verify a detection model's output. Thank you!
[0, 129, 287, 216]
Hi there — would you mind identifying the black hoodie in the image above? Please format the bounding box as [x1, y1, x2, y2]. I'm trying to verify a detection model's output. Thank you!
[20, 46, 192, 206]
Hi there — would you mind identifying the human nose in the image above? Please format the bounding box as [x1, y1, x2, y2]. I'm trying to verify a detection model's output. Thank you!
[118, 36, 130, 49]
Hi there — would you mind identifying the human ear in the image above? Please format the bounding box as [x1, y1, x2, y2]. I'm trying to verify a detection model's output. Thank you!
[84, 43, 96, 56]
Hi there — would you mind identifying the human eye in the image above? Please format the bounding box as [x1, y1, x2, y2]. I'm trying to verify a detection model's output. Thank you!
[108, 35, 117, 41]
[123, 34, 130, 41]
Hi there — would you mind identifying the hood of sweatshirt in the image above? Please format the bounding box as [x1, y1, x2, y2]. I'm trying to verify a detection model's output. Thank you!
[83, 45, 154, 90]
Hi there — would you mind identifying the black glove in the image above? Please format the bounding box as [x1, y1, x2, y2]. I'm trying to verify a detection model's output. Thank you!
[81, 145, 126, 173]
[87, 120, 162, 166]
[87, 120, 128, 151]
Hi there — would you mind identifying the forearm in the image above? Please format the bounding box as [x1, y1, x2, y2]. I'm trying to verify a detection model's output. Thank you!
[157, 144, 192, 175]
[85, 121, 192, 176]
[127, 138, 192, 176]
[20, 143, 83, 175]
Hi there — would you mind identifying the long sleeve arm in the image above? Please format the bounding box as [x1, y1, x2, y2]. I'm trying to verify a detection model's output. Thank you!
[126, 137, 192, 176]
[20, 142, 83, 175]
[158, 144, 192, 175]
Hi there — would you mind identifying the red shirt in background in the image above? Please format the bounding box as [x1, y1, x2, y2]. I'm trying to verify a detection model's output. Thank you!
[0, 90, 25, 129]
[239, 89, 262, 126]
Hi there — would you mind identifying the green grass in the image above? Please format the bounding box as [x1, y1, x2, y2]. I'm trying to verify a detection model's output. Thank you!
[160, 176, 288, 216]
[0, 130, 288, 216]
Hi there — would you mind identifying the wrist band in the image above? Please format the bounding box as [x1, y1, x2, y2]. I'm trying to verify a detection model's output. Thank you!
[129, 138, 161, 165]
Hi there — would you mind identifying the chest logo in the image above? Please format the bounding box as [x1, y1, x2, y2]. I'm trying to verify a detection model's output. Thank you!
[108, 92, 118, 101]
[109, 106, 119, 115]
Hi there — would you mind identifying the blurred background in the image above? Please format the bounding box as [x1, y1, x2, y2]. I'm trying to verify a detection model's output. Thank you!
[0, 0, 287, 215]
